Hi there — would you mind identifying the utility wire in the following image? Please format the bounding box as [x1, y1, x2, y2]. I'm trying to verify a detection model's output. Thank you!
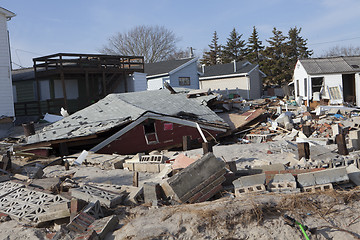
[309, 36, 360, 46]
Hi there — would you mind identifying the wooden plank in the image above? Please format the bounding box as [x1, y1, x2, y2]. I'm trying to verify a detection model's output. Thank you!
[336, 134, 349, 155]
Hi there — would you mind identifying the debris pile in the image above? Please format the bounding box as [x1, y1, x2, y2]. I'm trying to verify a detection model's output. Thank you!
[1, 89, 360, 239]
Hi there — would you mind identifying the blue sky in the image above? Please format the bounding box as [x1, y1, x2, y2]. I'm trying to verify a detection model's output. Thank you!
[2, 0, 360, 68]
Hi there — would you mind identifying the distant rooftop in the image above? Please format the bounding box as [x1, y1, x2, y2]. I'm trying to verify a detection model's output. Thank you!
[145, 58, 195, 77]
[200, 60, 259, 79]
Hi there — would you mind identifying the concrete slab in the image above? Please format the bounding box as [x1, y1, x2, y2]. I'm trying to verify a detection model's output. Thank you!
[233, 173, 266, 188]
[71, 184, 126, 208]
[346, 164, 360, 186]
[161, 153, 226, 203]
[313, 167, 349, 185]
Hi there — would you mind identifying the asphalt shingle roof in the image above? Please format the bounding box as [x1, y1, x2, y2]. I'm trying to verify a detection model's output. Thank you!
[145, 58, 194, 76]
[27, 88, 227, 144]
[300, 56, 360, 75]
[200, 61, 257, 78]
[12, 68, 35, 82]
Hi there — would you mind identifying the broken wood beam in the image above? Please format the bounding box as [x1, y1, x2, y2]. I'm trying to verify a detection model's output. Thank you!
[336, 134, 349, 155]
[202, 142, 213, 155]
[182, 136, 192, 151]
[297, 142, 310, 160]
[133, 171, 139, 187]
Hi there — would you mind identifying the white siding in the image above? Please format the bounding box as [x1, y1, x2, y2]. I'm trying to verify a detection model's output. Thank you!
[0, 13, 14, 117]
[248, 67, 262, 99]
[127, 72, 147, 92]
[293, 61, 309, 100]
[356, 73, 360, 106]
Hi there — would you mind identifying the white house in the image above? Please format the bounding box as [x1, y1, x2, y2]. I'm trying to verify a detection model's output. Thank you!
[293, 56, 360, 106]
[145, 58, 199, 90]
[0, 7, 15, 118]
[199, 60, 265, 99]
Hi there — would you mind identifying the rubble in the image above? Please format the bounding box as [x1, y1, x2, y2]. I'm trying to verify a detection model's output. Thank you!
[3, 90, 360, 239]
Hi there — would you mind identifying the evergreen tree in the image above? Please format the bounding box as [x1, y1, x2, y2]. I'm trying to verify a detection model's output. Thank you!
[222, 28, 246, 63]
[246, 26, 264, 65]
[201, 31, 222, 66]
[261, 27, 289, 86]
[287, 26, 313, 61]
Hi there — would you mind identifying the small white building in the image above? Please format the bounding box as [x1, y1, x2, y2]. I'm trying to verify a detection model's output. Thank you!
[145, 58, 199, 90]
[0, 7, 15, 118]
[199, 60, 264, 99]
[293, 56, 360, 106]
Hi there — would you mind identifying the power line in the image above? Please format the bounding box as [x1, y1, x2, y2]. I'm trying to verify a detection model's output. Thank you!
[10, 47, 43, 56]
[309, 36, 360, 46]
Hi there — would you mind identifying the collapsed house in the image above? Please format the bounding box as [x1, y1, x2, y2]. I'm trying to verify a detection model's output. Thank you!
[292, 56, 360, 107]
[23, 88, 229, 155]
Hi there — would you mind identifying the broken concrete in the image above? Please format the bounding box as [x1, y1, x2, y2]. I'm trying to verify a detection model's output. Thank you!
[71, 184, 126, 208]
[268, 173, 298, 193]
[161, 153, 226, 203]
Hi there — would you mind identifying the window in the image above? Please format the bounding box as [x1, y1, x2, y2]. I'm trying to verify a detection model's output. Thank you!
[179, 77, 190, 86]
[296, 80, 299, 97]
[143, 119, 159, 144]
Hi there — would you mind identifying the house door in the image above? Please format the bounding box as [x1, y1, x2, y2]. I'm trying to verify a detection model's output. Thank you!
[342, 74, 356, 104]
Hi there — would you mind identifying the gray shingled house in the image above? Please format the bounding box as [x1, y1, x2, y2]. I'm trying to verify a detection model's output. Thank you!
[199, 60, 265, 99]
[292, 56, 360, 106]
[145, 58, 200, 90]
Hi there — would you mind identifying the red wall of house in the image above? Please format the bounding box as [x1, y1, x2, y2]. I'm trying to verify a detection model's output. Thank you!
[97, 119, 222, 155]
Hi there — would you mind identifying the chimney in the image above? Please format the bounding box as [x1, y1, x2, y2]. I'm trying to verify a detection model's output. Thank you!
[233, 60, 237, 72]
[202, 64, 205, 73]
[189, 47, 194, 58]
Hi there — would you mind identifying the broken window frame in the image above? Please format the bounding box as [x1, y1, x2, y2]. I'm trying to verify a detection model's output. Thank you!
[143, 119, 159, 145]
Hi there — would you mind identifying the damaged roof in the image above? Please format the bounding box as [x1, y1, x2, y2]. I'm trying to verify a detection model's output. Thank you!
[300, 56, 360, 75]
[27, 88, 227, 144]
[200, 60, 259, 79]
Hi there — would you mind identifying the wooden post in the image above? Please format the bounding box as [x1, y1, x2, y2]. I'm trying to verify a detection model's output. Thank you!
[60, 71, 68, 110]
[302, 125, 312, 138]
[124, 72, 128, 93]
[102, 71, 106, 97]
[133, 171, 139, 187]
[59, 142, 69, 157]
[297, 142, 310, 160]
[336, 134, 349, 155]
[182, 136, 192, 151]
[202, 142, 213, 155]
[85, 71, 90, 104]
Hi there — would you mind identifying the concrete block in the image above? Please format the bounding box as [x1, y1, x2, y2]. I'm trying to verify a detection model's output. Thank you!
[303, 183, 333, 193]
[235, 184, 266, 196]
[349, 130, 360, 140]
[161, 153, 226, 203]
[145, 163, 160, 173]
[297, 172, 316, 187]
[156, 164, 172, 179]
[71, 184, 126, 208]
[134, 163, 147, 172]
[140, 155, 164, 163]
[346, 164, 360, 186]
[269, 173, 298, 192]
[143, 182, 163, 205]
[233, 173, 266, 188]
[38, 209, 70, 223]
[313, 167, 349, 185]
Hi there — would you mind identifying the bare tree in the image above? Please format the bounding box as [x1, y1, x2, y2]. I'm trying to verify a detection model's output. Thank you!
[100, 25, 182, 63]
[321, 45, 360, 57]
